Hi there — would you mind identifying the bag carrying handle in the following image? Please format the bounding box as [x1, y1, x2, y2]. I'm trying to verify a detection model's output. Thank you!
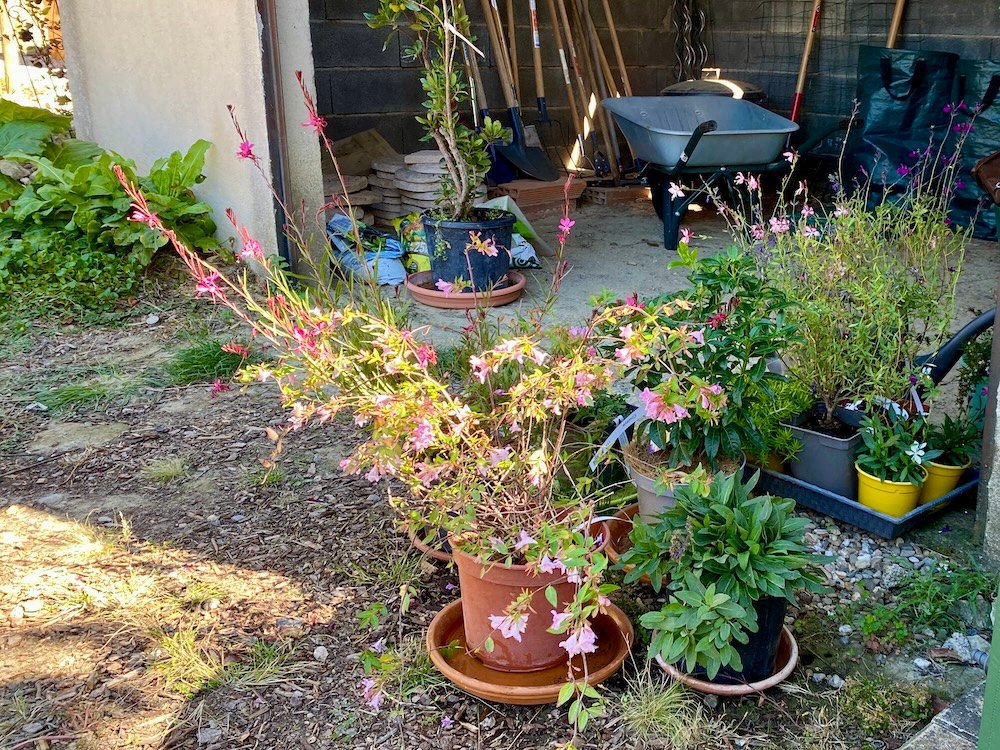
[880, 55, 926, 101]
[957, 73, 1000, 113]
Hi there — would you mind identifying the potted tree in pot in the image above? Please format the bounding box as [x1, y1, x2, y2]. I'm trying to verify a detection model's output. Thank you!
[855, 412, 940, 516]
[919, 402, 983, 504]
[595, 245, 796, 523]
[620, 472, 824, 694]
[367, 1, 513, 296]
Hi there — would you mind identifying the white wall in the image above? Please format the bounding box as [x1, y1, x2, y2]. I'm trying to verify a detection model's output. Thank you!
[60, 0, 323, 260]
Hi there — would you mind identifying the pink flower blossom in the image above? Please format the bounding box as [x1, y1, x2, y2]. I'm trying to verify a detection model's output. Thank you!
[567, 325, 588, 338]
[435, 279, 454, 295]
[598, 594, 611, 607]
[803, 225, 821, 239]
[130, 207, 159, 229]
[783, 150, 795, 163]
[708, 311, 727, 329]
[196, 272, 222, 298]
[734, 172, 746, 185]
[550, 610, 572, 630]
[209, 379, 230, 398]
[489, 611, 529, 642]
[897, 164, 910, 177]
[625, 294, 645, 309]
[514, 530, 537, 551]
[559, 623, 598, 656]
[834, 206, 850, 218]
[469, 355, 492, 383]
[795, 180, 807, 197]
[801, 204, 814, 217]
[558, 217, 575, 234]
[237, 140, 256, 160]
[639, 388, 688, 423]
[302, 112, 327, 133]
[668, 182, 685, 199]
[361, 678, 384, 711]
[538, 554, 566, 574]
[440, 716, 454, 729]
[679, 227, 693, 245]
[370, 638, 386, 653]
[409, 419, 434, 451]
[688, 328, 705, 345]
[489, 446, 512, 465]
[239, 237, 262, 260]
[746, 175, 759, 190]
[750, 224, 765, 240]
[769, 216, 790, 234]
[365, 466, 382, 483]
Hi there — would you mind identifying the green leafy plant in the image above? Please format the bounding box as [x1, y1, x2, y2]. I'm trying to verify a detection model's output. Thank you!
[625, 472, 824, 678]
[924, 404, 983, 467]
[366, 2, 505, 220]
[165, 339, 253, 386]
[749, 377, 814, 464]
[724, 150, 968, 427]
[856, 412, 939, 485]
[958, 330, 991, 413]
[0, 139, 219, 312]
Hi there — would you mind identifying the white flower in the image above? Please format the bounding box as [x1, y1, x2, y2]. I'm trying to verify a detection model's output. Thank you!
[906, 441, 927, 465]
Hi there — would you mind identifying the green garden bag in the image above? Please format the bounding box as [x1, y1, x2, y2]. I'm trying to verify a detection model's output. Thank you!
[949, 59, 1000, 240]
[848, 46, 959, 184]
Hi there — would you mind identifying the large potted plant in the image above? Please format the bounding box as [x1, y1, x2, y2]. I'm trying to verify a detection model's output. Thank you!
[722, 157, 968, 501]
[596, 245, 796, 523]
[619, 472, 823, 693]
[367, 1, 512, 293]
[855, 412, 939, 517]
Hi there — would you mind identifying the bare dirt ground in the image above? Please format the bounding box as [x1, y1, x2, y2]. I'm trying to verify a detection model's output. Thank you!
[1, 199, 997, 750]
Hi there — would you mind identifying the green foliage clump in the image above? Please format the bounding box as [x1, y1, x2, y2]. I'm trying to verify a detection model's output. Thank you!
[165, 340, 252, 386]
[0, 100, 219, 313]
[856, 412, 940, 485]
[840, 675, 933, 737]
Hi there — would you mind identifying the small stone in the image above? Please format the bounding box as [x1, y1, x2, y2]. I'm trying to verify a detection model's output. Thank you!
[313, 645, 329, 663]
[811, 672, 827, 683]
[9, 605, 24, 621]
[838, 624, 854, 636]
[230, 514, 247, 523]
[20, 599, 43, 614]
[145, 314, 161, 326]
[913, 657, 932, 670]
[943, 633, 974, 663]
[97, 515, 113, 525]
[827, 675, 845, 689]
[21, 722, 44, 735]
[197, 726, 222, 745]
[276, 617, 306, 637]
[25, 401, 48, 412]
[855, 554, 872, 570]
[206, 514, 220, 525]
[202, 598, 221, 611]
[702, 694, 718, 709]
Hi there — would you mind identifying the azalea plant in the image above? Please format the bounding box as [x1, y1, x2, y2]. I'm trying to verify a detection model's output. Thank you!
[113, 72, 725, 735]
[594, 243, 796, 474]
[719, 140, 970, 425]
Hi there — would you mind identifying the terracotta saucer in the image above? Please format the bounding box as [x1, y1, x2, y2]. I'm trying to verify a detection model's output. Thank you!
[407, 525, 452, 562]
[405, 270, 526, 309]
[606, 503, 666, 588]
[426, 598, 634, 705]
[655, 626, 799, 696]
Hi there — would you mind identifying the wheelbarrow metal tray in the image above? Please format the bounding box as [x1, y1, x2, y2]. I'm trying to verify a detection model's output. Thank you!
[751, 465, 979, 539]
[602, 96, 798, 169]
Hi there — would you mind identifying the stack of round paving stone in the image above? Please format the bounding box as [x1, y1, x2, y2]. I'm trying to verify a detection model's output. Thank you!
[397, 150, 446, 214]
[324, 173, 380, 225]
[369, 155, 406, 228]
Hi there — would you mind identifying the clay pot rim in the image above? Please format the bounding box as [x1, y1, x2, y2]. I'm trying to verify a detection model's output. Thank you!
[655, 625, 798, 696]
[855, 463, 925, 487]
[449, 520, 612, 573]
[426, 598, 635, 704]
[405, 270, 526, 310]
[407, 526, 453, 562]
[925, 459, 973, 470]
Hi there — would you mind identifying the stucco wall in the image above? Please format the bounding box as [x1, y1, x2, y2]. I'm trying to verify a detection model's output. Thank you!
[61, 0, 323, 258]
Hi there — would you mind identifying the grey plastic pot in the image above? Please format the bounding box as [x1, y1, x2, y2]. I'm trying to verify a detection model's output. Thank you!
[629, 454, 747, 525]
[783, 406, 862, 501]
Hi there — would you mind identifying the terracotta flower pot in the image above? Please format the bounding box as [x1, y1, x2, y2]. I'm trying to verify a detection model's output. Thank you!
[408, 525, 453, 562]
[656, 626, 799, 696]
[451, 522, 610, 673]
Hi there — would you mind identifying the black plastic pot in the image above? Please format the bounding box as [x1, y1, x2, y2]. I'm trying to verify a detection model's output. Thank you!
[422, 209, 515, 292]
[702, 596, 789, 684]
[784, 405, 862, 501]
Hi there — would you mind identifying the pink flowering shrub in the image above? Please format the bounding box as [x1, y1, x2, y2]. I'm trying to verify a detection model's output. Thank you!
[112, 72, 717, 733]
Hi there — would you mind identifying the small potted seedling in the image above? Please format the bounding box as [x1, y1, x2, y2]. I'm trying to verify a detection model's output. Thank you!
[855, 412, 940, 517]
[920, 403, 983, 504]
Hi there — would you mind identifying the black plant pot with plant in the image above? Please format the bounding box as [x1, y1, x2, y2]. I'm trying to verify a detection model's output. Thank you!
[423, 209, 515, 292]
[619, 471, 824, 686]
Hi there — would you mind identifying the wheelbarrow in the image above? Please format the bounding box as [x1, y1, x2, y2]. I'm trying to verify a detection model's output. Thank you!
[602, 95, 800, 250]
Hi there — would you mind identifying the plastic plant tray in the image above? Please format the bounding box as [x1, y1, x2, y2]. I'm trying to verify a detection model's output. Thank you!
[753, 466, 979, 539]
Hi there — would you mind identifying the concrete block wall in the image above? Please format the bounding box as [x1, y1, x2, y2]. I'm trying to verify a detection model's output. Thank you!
[310, 0, 674, 154]
[310, 0, 999, 156]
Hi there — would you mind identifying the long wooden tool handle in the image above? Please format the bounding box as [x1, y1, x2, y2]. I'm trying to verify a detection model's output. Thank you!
[885, 0, 907, 48]
[576, 0, 621, 170]
[790, 0, 822, 122]
[529, 0, 544, 100]
[481, 0, 518, 108]
[601, 0, 632, 96]
[553, 0, 591, 122]
[506, 0, 521, 99]
[544, 0, 582, 139]
[467, 37, 490, 114]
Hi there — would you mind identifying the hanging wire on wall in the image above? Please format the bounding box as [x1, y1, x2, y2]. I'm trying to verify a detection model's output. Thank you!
[672, 0, 710, 82]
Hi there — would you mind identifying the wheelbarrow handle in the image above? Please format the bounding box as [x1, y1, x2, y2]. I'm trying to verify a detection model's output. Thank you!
[674, 120, 718, 172]
[915, 308, 995, 385]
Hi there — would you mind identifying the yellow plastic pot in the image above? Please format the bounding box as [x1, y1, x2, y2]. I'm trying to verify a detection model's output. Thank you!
[919, 461, 969, 505]
[856, 464, 923, 517]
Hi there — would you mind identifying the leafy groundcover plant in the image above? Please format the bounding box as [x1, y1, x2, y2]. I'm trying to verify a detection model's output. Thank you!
[111, 74, 732, 739]
[923, 404, 983, 468]
[621, 472, 824, 679]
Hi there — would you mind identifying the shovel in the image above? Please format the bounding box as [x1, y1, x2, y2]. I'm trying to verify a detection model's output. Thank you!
[481, 0, 560, 181]
[465, 38, 518, 184]
[529, 0, 569, 166]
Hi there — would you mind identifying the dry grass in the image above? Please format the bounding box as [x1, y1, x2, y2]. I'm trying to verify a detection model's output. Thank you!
[140, 456, 190, 484]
